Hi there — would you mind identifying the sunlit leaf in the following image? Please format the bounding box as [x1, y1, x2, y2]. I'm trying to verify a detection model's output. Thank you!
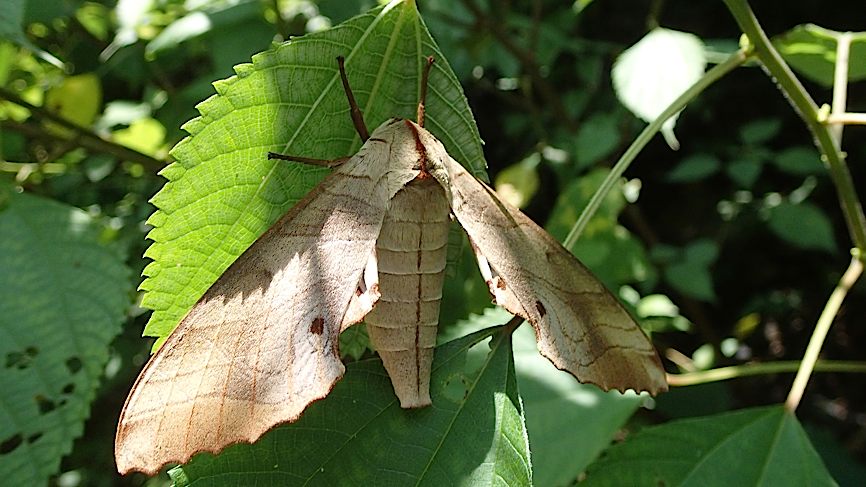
[140, 0, 486, 347]
[612, 28, 706, 150]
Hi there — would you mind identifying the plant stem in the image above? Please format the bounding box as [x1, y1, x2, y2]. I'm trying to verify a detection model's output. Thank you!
[563, 50, 748, 249]
[667, 359, 866, 387]
[723, 0, 866, 252]
[829, 32, 851, 143]
[784, 257, 863, 412]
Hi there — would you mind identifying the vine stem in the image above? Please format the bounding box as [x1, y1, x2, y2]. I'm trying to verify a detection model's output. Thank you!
[723, 0, 866, 252]
[785, 257, 863, 412]
[563, 50, 748, 249]
[668, 359, 866, 387]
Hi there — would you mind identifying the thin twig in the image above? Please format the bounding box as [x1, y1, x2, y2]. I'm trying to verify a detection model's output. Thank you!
[784, 257, 863, 412]
[0, 88, 164, 171]
[827, 112, 866, 125]
[829, 32, 852, 144]
[667, 359, 866, 387]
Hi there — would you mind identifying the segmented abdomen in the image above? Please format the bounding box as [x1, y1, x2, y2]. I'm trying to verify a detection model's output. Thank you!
[364, 178, 450, 408]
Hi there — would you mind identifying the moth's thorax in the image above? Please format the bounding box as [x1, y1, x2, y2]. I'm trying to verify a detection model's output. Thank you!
[364, 118, 453, 202]
[364, 177, 450, 408]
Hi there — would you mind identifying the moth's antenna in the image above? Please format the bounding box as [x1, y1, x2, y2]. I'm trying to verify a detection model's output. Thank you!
[337, 56, 370, 141]
[417, 56, 435, 128]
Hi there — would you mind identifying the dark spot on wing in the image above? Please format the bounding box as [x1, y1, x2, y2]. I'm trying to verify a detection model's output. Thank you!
[497, 279, 507, 290]
[535, 300, 547, 318]
[310, 317, 325, 335]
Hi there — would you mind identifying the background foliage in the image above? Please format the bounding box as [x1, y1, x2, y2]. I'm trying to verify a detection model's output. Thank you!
[0, 0, 864, 486]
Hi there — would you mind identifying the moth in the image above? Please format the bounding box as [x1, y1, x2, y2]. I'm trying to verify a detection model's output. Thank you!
[116, 56, 667, 475]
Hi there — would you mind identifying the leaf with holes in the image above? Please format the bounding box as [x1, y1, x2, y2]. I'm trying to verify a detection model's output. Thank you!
[0, 189, 130, 485]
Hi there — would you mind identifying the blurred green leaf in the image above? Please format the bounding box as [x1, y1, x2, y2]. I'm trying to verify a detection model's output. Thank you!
[145, 0, 265, 57]
[767, 201, 836, 252]
[612, 28, 706, 150]
[574, 112, 621, 168]
[583, 406, 837, 486]
[726, 157, 763, 187]
[773, 146, 823, 175]
[494, 153, 540, 208]
[774, 24, 866, 86]
[739, 118, 782, 145]
[44, 73, 103, 135]
[0, 189, 131, 485]
[171, 326, 531, 486]
[338, 323, 371, 361]
[666, 153, 720, 183]
[141, 0, 486, 347]
[112, 117, 166, 156]
[660, 239, 718, 302]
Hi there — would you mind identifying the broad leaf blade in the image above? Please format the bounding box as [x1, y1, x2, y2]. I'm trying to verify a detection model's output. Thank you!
[582, 406, 837, 486]
[170, 326, 531, 486]
[0, 190, 131, 485]
[514, 323, 642, 486]
[140, 0, 486, 347]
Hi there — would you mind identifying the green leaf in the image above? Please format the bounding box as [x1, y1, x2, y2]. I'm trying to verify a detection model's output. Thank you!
[773, 146, 823, 176]
[774, 24, 866, 87]
[612, 28, 706, 150]
[140, 0, 486, 347]
[739, 118, 782, 145]
[662, 239, 718, 302]
[726, 157, 762, 187]
[767, 201, 836, 253]
[666, 153, 720, 183]
[514, 322, 642, 486]
[0, 190, 131, 485]
[574, 113, 621, 168]
[170, 326, 531, 486]
[583, 406, 837, 486]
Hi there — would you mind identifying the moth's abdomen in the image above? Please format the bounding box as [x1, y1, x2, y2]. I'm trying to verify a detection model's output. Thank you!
[365, 178, 450, 408]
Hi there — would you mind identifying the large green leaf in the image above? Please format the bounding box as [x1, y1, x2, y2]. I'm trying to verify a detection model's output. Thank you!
[582, 406, 837, 486]
[140, 0, 486, 347]
[170, 326, 531, 486]
[0, 189, 131, 485]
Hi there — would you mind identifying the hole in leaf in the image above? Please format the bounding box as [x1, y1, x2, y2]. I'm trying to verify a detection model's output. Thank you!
[27, 433, 42, 444]
[35, 395, 57, 414]
[0, 434, 22, 455]
[5, 347, 39, 369]
[62, 383, 75, 395]
[441, 374, 471, 403]
[65, 357, 82, 374]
